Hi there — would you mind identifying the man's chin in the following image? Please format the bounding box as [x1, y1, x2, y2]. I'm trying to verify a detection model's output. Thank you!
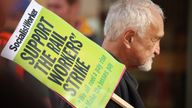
[137, 60, 153, 72]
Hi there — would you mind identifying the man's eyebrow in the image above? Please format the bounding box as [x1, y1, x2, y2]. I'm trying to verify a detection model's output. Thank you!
[157, 36, 163, 40]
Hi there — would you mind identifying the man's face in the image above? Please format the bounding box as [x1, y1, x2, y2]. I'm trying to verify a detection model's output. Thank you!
[129, 14, 164, 71]
[47, 0, 69, 21]
[68, 1, 80, 21]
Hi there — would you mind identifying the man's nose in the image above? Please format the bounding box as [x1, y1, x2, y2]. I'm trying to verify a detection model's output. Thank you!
[154, 43, 160, 55]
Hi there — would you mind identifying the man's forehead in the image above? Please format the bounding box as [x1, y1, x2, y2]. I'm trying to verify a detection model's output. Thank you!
[156, 18, 164, 38]
[150, 14, 164, 38]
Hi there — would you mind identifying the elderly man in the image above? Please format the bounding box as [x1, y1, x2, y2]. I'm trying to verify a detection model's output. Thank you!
[1, 0, 164, 107]
[45, 0, 164, 108]
[52, 0, 164, 108]
[103, 0, 164, 107]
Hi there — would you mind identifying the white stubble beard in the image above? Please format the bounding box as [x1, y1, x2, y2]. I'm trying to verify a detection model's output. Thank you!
[138, 58, 153, 72]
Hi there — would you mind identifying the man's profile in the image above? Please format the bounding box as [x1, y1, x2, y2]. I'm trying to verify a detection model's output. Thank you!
[102, 0, 164, 107]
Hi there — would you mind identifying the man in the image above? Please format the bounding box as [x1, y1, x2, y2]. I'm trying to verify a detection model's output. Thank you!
[47, 0, 101, 45]
[103, 0, 164, 107]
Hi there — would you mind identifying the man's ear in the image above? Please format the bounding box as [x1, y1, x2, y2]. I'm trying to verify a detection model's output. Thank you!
[123, 30, 136, 48]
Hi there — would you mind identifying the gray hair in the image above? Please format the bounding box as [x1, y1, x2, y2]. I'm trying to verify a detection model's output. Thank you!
[104, 0, 164, 40]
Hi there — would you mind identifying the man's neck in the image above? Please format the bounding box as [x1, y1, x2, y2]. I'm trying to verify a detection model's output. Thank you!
[102, 38, 125, 64]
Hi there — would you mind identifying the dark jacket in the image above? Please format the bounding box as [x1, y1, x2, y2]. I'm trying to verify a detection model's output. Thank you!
[106, 71, 145, 108]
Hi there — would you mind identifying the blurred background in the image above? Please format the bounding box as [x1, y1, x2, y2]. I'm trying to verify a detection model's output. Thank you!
[0, 0, 192, 108]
